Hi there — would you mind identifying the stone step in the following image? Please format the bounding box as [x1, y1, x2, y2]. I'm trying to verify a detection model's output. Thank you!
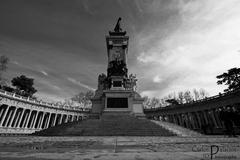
[151, 120, 204, 137]
[33, 113, 176, 136]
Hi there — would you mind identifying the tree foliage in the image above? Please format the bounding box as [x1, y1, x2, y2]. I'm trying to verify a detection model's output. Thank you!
[216, 67, 240, 92]
[11, 75, 37, 97]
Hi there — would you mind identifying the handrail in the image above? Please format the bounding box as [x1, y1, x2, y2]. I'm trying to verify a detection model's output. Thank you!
[0, 89, 91, 112]
[144, 89, 240, 112]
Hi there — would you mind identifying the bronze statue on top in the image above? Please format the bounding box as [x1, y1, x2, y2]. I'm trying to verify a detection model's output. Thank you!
[109, 17, 126, 36]
[114, 17, 122, 32]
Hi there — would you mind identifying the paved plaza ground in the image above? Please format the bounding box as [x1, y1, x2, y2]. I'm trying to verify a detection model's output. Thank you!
[0, 136, 239, 160]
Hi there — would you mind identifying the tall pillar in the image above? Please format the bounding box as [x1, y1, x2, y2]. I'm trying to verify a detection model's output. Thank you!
[0, 106, 10, 126]
[12, 109, 21, 127]
[172, 115, 178, 124]
[25, 110, 33, 128]
[17, 109, 25, 128]
[65, 115, 69, 123]
[47, 113, 53, 128]
[184, 113, 191, 128]
[71, 115, 74, 122]
[196, 112, 202, 127]
[0, 106, 4, 118]
[59, 114, 63, 125]
[209, 110, 218, 128]
[202, 110, 209, 125]
[192, 112, 200, 129]
[22, 110, 29, 128]
[53, 114, 57, 126]
[9, 108, 18, 127]
[188, 112, 196, 129]
[32, 111, 39, 128]
[5, 109, 14, 127]
[177, 114, 183, 126]
[213, 109, 223, 128]
[38, 113, 45, 129]
[45, 113, 50, 128]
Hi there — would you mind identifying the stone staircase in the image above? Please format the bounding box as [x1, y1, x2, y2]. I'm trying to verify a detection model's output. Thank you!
[151, 120, 204, 137]
[33, 112, 175, 136]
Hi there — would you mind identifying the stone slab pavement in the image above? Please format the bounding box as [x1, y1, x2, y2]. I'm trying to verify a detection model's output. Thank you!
[0, 136, 239, 160]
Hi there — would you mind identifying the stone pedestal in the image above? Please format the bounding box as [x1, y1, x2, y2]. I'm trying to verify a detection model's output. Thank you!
[91, 90, 145, 118]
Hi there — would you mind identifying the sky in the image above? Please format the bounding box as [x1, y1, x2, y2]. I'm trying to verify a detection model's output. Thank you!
[0, 0, 240, 102]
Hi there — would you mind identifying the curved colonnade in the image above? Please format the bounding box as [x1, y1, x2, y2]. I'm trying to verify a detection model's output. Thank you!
[0, 90, 90, 134]
[144, 90, 240, 134]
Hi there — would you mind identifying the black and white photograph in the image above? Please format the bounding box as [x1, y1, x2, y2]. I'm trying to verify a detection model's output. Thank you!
[0, 0, 240, 159]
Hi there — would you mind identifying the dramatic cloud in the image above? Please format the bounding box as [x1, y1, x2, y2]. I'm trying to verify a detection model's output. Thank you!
[0, 0, 239, 101]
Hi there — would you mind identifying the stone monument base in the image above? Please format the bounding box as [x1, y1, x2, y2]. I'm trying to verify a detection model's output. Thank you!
[91, 89, 145, 118]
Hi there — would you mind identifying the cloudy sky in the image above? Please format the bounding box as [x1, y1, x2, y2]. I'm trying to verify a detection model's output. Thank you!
[0, 0, 240, 102]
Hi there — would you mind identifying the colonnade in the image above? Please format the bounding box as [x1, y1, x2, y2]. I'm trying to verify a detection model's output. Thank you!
[145, 90, 240, 134]
[0, 104, 82, 130]
[0, 90, 89, 134]
[153, 107, 227, 130]
[150, 104, 240, 134]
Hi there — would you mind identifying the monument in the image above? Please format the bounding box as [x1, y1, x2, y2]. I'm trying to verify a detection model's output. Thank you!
[91, 18, 145, 117]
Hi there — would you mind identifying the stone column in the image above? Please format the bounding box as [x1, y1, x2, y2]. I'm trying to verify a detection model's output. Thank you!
[53, 114, 57, 126]
[47, 113, 53, 128]
[12, 109, 21, 127]
[32, 111, 39, 128]
[0, 107, 4, 118]
[71, 115, 74, 122]
[209, 110, 218, 128]
[196, 112, 202, 128]
[25, 110, 33, 128]
[4, 108, 13, 127]
[213, 109, 223, 128]
[191, 112, 200, 129]
[0, 106, 10, 126]
[202, 110, 209, 125]
[22, 110, 29, 128]
[38, 113, 45, 129]
[9, 108, 17, 127]
[5, 109, 14, 127]
[65, 115, 69, 123]
[45, 113, 50, 129]
[188, 112, 196, 129]
[184, 113, 191, 128]
[17, 109, 25, 128]
[172, 115, 177, 124]
[177, 114, 183, 126]
[59, 114, 63, 125]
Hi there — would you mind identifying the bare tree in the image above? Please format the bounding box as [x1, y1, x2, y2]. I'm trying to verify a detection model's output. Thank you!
[183, 90, 193, 103]
[193, 88, 200, 100]
[199, 88, 209, 99]
[177, 91, 185, 104]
